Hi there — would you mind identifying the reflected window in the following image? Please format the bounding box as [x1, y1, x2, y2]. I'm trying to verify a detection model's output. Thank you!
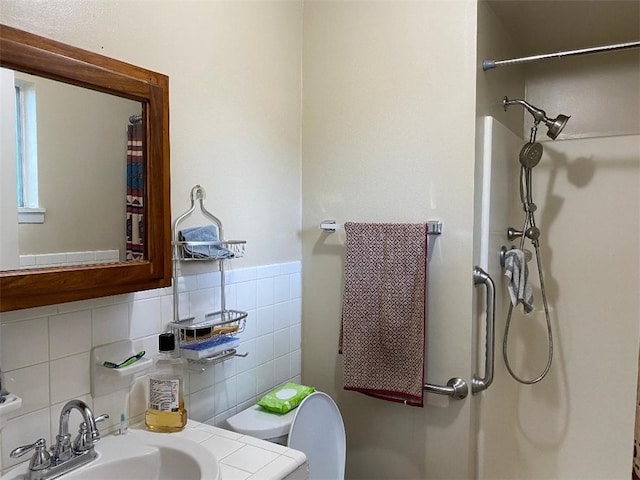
[14, 80, 45, 223]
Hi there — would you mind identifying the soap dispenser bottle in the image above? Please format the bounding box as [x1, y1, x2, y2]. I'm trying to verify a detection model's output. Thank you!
[145, 332, 187, 432]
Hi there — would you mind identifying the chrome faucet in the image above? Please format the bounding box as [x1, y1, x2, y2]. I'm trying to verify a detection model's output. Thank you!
[10, 399, 108, 480]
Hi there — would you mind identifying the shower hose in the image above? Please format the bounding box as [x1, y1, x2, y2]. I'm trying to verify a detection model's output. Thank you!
[503, 165, 554, 384]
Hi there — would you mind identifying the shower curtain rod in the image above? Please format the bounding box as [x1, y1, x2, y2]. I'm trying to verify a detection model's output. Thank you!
[483, 40, 640, 71]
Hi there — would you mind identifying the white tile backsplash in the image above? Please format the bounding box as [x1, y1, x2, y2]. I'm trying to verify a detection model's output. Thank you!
[49, 352, 91, 404]
[4, 363, 49, 419]
[129, 297, 162, 339]
[0, 261, 302, 475]
[49, 310, 92, 360]
[91, 303, 129, 345]
[256, 306, 275, 337]
[1, 317, 49, 370]
[257, 277, 275, 307]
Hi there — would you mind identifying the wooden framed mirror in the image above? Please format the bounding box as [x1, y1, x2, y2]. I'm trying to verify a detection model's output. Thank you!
[0, 25, 171, 311]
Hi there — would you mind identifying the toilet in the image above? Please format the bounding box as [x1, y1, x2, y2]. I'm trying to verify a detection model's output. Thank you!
[226, 391, 346, 479]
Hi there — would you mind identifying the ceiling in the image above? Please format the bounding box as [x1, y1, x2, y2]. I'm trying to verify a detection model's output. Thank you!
[486, 0, 640, 56]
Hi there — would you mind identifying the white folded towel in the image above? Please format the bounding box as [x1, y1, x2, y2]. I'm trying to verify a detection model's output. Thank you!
[503, 248, 533, 314]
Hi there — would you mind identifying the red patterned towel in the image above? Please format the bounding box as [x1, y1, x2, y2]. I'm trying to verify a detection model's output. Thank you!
[339, 222, 427, 407]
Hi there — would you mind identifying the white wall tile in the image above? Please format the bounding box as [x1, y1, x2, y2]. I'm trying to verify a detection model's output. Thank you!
[236, 281, 257, 311]
[255, 361, 275, 395]
[223, 283, 237, 311]
[49, 352, 91, 404]
[290, 349, 301, 378]
[236, 339, 257, 374]
[49, 310, 91, 360]
[236, 369, 257, 404]
[226, 267, 257, 285]
[0, 305, 56, 324]
[290, 323, 301, 350]
[58, 295, 114, 315]
[189, 287, 217, 320]
[256, 277, 274, 307]
[189, 385, 216, 423]
[214, 378, 237, 415]
[129, 297, 162, 339]
[91, 390, 127, 434]
[4, 363, 49, 419]
[239, 311, 257, 341]
[281, 261, 301, 275]
[289, 272, 302, 299]
[255, 334, 274, 366]
[197, 271, 221, 289]
[131, 287, 162, 301]
[256, 264, 281, 279]
[274, 302, 291, 330]
[129, 375, 148, 420]
[214, 358, 237, 384]
[1, 318, 49, 370]
[274, 354, 291, 385]
[92, 303, 129, 346]
[256, 306, 274, 337]
[160, 294, 175, 331]
[274, 328, 290, 357]
[291, 298, 301, 324]
[189, 366, 215, 393]
[274, 275, 290, 303]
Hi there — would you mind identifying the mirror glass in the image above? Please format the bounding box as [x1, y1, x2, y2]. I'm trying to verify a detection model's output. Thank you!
[0, 24, 171, 312]
[1, 70, 144, 270]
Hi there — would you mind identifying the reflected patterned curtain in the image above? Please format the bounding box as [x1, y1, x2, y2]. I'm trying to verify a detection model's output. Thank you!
[126, 120, 144, 261]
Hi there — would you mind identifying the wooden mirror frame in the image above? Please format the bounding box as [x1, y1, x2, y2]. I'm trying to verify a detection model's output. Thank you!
[0, 25, 171, 312]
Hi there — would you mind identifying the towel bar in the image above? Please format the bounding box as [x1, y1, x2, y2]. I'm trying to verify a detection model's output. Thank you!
[320, 220, 443, 235]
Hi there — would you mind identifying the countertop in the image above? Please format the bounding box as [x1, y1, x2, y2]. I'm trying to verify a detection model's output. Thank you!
[145, 420, 309, 480]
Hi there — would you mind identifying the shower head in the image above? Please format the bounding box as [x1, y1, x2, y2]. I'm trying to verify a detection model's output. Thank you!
[519, 142, 543, 168]
[503, 96, 570, 140]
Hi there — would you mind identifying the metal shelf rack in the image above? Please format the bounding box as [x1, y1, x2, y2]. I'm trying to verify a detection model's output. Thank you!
[170, 185, 247, 369]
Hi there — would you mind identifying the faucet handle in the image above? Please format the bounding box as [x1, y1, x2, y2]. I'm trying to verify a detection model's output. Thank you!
[73, 413, 109, 453]
[10, 438, 51, 471]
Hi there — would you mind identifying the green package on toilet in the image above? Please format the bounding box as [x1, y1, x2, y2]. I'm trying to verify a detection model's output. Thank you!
[257, 382, 316, 414]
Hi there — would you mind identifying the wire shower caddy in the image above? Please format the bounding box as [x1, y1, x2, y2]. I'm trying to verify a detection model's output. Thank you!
[170, 185, 248, 369]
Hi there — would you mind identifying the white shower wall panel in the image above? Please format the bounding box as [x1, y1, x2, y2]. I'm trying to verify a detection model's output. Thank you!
[478, 129, 640, 478]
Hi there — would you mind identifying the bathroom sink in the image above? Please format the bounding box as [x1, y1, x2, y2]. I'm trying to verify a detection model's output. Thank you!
[2, 428, 220, 480]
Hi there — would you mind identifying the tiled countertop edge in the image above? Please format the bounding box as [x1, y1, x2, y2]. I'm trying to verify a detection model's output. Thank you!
[138, 419, 308, 480]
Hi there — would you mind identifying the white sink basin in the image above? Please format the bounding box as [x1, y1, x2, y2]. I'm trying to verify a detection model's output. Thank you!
[2, 429, 220, 480]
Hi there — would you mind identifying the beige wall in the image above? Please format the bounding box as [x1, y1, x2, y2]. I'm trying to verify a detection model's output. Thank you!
[1, 0, 303, 268]
[302, 2, 479, 478]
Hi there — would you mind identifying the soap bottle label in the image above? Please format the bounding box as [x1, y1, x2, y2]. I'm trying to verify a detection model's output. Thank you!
[148, 378, 180, 412]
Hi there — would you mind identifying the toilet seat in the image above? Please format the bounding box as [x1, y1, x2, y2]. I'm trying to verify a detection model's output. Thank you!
[287, 392, 346, 480]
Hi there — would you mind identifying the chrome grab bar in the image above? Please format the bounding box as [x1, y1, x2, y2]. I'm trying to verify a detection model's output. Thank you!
[423, 377, 468, 400]
[472, 266, 495, 395]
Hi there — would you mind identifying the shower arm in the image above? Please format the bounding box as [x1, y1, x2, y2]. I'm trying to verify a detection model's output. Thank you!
[503, 97, 547, 125]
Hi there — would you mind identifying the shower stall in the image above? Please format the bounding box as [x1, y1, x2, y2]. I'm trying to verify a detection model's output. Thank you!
[474, 2, 640, 477]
